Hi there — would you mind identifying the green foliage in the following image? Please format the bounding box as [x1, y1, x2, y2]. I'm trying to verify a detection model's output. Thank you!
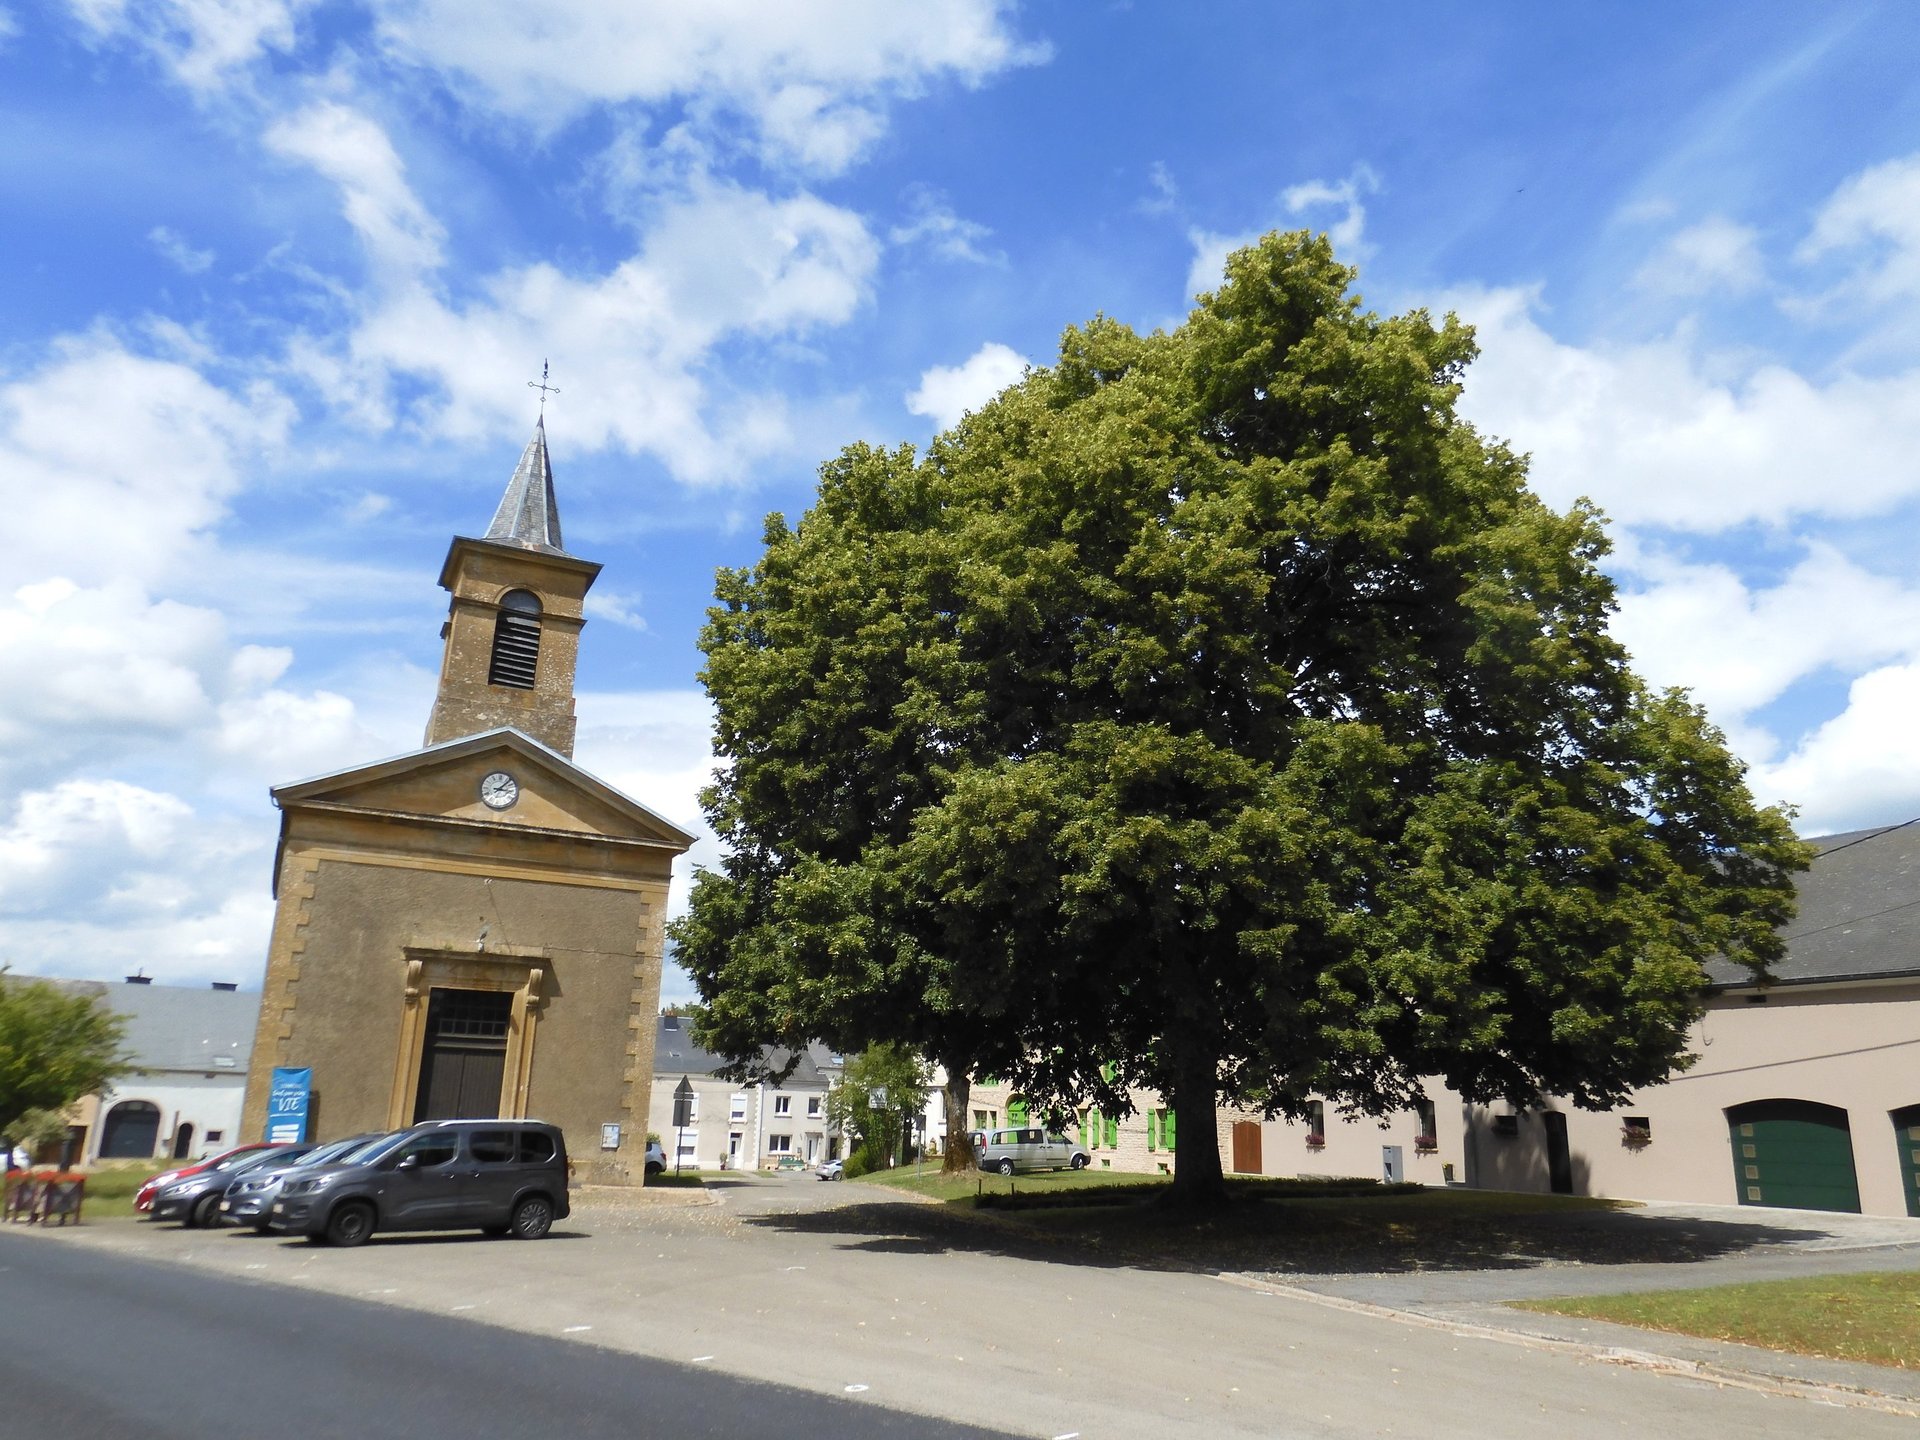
[825, 1044, 931, 1162]
[0, 975, 127, 1136]
[841, 1143, 881, 1180]
[2, 1107, 72, 1156]
[675, 230, 1810, 1206]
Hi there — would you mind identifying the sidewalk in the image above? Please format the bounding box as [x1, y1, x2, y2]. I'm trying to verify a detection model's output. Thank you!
[1240, 1199, 1920, 1416]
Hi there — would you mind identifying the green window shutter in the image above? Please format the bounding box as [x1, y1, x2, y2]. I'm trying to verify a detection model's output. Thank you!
[1077, 1110, 1089, 1147]
[1164, 1109, 1176, 1151]
[1008, 1098, 1028, 1125]
[1147, 1112, 1158, 1151]
[1089, 1109, 1102, 1150]
[1104, 1114, 1118, 1148]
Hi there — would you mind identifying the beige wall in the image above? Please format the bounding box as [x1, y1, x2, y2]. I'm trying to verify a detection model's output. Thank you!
[1466, 980, 1920, 1216]
[242, 771, 677, 1186]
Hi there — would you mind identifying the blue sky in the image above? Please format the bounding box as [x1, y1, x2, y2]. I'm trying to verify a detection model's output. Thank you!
[5, 2, 1920, 994]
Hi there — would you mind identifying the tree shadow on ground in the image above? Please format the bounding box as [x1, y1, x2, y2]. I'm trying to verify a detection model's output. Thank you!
[741, 1191, 1839, 1278]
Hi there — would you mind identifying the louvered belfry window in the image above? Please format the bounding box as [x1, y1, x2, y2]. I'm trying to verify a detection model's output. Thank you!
[488, 589, 542, 688]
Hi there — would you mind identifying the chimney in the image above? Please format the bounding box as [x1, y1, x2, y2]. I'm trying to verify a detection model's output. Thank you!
[125, 973, 152, 985]
[211, 982, 238, 992]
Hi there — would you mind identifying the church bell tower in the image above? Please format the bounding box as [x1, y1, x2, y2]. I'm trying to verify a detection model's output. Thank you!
[424, 417, 602, 758]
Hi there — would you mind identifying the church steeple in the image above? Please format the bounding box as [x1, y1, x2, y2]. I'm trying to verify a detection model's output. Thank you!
[423, 418, 602, 758]
[485, 418, 567, 554]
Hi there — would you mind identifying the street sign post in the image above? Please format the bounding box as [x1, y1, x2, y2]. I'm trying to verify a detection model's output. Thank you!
[671, 1075, 694, 1176]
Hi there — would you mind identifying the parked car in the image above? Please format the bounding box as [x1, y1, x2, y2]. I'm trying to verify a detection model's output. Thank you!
[268, 1119, 570, 1247]
[136, 1143, 280, 1214]
[643, 1140, 665, 1176]
[152, 1145, 308, 1227]
[816, 1159, 844, 1181]
[973, 1127, 1090, 1176]
[221, 1132, 395, 1231]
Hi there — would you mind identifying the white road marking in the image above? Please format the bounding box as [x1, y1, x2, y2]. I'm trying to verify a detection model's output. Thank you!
[844, 1384, 869, 1393]
[690, 1355, 714, 1363]
[563, 1324, 592, 1332]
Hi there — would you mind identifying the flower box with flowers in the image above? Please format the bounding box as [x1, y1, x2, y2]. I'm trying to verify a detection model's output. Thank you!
[1305, 1132, 1326, 1149]
[1413, 1134, 1438, 1154]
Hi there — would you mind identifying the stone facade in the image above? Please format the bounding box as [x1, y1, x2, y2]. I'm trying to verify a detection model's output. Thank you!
[238, 426, 691, 1185]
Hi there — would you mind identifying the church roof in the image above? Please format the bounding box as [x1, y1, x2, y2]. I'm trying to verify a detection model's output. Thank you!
[271, 725, 698, 852]
[33, 978, 256, 1074]
[485, 417, 569, 556]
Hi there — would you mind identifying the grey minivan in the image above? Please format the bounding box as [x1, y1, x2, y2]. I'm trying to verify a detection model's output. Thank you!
[974, 1127, 1090, 1175]
[267, 1119, 570, 1246]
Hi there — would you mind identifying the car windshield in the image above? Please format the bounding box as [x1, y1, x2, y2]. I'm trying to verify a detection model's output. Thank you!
[339, 1131, 411, 1165]
[230, 1147, 302, 1174]
[292, 1136, 377, 1168]
[210, 1148, 274, 1172]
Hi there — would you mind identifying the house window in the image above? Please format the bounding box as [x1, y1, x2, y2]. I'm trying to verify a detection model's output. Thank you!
[806, 1096, 822, 1118]
[774, 1095, 791, 1116]
[1104, 1113, 1119, 1149]
[730, 1093, 748, 1123]
[768, 1134, 792, 1153]
[1158, 1109, 1175, 1151]
[1415, 1098, 1437, 1142]
[487, 589, 542, 688]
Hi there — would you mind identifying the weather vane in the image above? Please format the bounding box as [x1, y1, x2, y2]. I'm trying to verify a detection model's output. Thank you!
[527, 359, 560, 417]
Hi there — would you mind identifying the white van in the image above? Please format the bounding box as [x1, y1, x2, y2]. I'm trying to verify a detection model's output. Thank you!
[974, 1127, 1091, 1175]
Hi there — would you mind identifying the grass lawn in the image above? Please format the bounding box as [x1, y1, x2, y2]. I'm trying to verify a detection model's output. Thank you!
[850, 1166, 1628, 1273]
[3, 1162, 153, 1223]
[1517, 1271, 1920, 1370]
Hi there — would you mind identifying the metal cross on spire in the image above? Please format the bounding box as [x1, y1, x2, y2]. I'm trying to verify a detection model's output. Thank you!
[527, 359, 560, 416]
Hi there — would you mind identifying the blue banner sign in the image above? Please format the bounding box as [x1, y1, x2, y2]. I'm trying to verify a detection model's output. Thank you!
[267, 1066, 312, 1144]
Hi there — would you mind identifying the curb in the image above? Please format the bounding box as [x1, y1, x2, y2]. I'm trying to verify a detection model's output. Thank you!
[1214, 1271, 1920, 1420]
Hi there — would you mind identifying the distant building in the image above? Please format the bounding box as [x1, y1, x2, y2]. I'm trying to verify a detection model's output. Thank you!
[23, 976, 257, 1165]
[238, 419, 693, 1184]
[648, 1016, 844, 1170]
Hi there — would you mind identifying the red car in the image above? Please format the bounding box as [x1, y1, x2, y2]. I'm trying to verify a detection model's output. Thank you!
[135, 1143, 278, 1213]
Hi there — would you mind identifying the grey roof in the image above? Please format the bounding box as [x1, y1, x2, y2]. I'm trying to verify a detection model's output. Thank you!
[484, 417, 569, 555]
[34, 979, 256, 1073]
[652, 1016, 832, 1089]
[1708, 820, 1920, 988]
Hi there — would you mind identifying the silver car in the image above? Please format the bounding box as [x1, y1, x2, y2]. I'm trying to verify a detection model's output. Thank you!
[974, 1127, 1090, 1176]
[221, 1132, 395, 1231]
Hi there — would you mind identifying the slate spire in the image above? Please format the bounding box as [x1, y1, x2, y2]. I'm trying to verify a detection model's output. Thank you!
[485, 416, 568, 555]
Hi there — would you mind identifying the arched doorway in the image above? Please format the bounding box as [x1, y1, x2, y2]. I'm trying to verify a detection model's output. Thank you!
[1726, 1099, 1860, 1213]
[99, 1100, 162, 1160]
[1891, 1105, 1920, 1218]
[171, 1122, 195, 1160]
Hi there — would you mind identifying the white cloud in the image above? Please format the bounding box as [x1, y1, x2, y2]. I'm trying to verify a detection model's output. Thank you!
[1750, 661, 1920, 833]
[265, 101, 445, 280]
[1448, 284, 1920, 530]
[584, 591, 649, 631]
[1797, 152, 1920, 310]
[0, 334, 294, 587]
[148, 224, 215, 273]
[1282, 165, 1378, 258]
[1633, 216, 1764, 297]
[369, 0, 1045, 174]
[905, 341, 1029, 429]
[0, 9, 23, 49]
[65, 0, 313, 93]
[890, 185, 997, 264]
[1185, 166, 1378, 301]
[278, 124, 881, 479]
[1613, 545, 1920, 724]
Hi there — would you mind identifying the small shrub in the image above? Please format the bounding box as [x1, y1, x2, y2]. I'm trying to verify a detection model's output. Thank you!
[843, 1143, 883, 1180]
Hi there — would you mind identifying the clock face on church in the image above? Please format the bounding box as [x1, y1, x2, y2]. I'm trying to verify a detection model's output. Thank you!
[479, 770, 520, 810]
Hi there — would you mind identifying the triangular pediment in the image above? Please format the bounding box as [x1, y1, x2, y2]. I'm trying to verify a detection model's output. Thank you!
[273, 729, 695, 851]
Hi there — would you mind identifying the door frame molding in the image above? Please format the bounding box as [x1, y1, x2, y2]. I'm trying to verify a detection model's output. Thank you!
[387, 944, 547, 1129]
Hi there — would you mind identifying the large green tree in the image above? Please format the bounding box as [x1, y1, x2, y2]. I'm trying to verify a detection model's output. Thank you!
[824, 1043, 933, 1168]
[679, 231, 1809, 1204]
[0, 975, 126, 1139]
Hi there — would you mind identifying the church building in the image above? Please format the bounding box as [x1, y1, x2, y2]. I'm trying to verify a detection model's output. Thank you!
[239, 419, 693, 1185]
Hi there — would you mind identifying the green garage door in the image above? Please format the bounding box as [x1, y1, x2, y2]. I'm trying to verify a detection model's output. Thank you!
[1892, 1106, 1920, 1219]
[1726, 1100, 1860, 1213]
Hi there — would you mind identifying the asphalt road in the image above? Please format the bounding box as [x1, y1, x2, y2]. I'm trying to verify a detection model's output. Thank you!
[9, 1177, 1917, 1438]
[0, 1227, 1012, 1440]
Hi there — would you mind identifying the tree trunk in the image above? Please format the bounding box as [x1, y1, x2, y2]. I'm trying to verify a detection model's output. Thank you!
[1164, 1044, 1227, 1208]
[940, 1065, 977, 1174]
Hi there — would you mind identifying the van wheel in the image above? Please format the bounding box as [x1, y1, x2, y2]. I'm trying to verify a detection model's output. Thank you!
[996, 1158, 1016, 1176]
[326, 1201, 374, 1248]
[510, 1195, 553, 1240]
[1070, 1154, 1089, 1169]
